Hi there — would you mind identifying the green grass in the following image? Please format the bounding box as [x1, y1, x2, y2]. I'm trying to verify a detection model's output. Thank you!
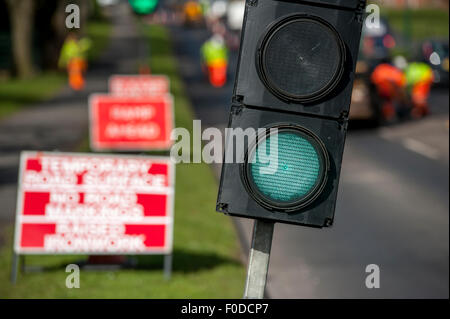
[0, 72, 66, 119]
[382, 8, 449, 40]
[86, 19, 113, 61]
[0, 22, 246, 299]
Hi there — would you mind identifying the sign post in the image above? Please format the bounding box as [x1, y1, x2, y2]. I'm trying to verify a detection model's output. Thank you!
[243, 220, 274, 299]
[163, 253, 172, 280]
[11, 151, 175, 283]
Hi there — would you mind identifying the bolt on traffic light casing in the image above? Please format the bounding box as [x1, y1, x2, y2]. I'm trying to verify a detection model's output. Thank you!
[216, 0, 366, 228]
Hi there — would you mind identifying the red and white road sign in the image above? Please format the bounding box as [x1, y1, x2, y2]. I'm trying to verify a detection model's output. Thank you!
[109, 75, 170, 97]
[89, 94, 174, 151]
[14, 152, 175, 254]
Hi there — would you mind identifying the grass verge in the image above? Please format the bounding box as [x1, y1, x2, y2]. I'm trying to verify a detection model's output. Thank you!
[0, 72, 65, 119]
[382, 8, 449, 41]
[0, 22, 245, 298]
[86, 19, 113, 62]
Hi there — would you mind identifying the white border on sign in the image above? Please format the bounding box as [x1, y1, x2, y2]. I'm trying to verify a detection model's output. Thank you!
[13, 151, 175, 255]
[108, 74, 171, 96]
[88, 94, 175, 152]
[13, 151, 27, 254]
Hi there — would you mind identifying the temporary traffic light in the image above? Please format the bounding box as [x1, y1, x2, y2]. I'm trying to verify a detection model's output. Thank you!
[129, 0, 159, 15]
[217, 0, 366, 228]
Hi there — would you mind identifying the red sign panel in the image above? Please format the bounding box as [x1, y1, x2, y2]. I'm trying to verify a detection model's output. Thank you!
[89, 94, 174, 151]
[14, 152, 175, 254]
[109, 75, 169, 97]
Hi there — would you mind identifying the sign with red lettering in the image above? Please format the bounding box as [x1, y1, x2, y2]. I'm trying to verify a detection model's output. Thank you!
[14, 152, 175, 254]
[109, 75, 169, 97]
[89, 94, 174, 151]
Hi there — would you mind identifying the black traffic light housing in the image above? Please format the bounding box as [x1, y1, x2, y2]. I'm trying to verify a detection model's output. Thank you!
[217, 106, 346, 227]
[234, 0, 366, 119]
[217, 0, 366, 228]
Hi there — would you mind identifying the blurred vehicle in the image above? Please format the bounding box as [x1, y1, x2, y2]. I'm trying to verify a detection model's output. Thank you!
[183, 0, 204, 27]
[349, 60, 381, 124]
[420, 39, 449, 87]
[225, 0, 244, 50]
[226, 0, 244, 31]
[361, 17, 396, 65]
[349, 18, 400, 125]
[209, 0, 227, 21]
[350, 59, 433, 125]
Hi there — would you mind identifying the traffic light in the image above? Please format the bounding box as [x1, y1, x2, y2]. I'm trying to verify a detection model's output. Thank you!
[216, 0, 366, 228]
[129, 0, 159, 15]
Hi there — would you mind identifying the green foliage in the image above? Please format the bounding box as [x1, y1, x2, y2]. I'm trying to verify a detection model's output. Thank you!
[86, 19, 112, 61]
[0, 72, 65, 119]
[89, 0, 104, 22]
[382, 8, 449, 40]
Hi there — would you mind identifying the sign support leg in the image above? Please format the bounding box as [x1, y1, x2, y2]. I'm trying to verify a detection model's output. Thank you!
[243, 219, 275, 299]
[21, 255, 26, 273]
[11, 252, 19, 284]
[164, 253, 172, 280]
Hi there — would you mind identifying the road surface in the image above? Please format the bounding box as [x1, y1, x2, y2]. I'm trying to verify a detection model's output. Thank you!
[170, 24, 449, 299]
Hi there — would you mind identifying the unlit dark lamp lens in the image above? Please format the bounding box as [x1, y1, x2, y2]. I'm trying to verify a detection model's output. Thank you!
[258, 15, 345, 103]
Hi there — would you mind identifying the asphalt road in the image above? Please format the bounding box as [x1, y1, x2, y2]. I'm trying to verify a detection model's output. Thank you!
[170, 24, 449, 298]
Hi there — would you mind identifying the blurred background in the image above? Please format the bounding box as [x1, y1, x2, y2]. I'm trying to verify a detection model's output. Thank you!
[0, 0, 448, 298]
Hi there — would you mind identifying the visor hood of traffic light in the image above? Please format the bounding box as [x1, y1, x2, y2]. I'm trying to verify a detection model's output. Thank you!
[242, 125, 330, 212]
[257, 15, 346, 103]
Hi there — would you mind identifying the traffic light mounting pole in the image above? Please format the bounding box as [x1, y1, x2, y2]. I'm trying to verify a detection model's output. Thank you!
[243, 219, 275, 299]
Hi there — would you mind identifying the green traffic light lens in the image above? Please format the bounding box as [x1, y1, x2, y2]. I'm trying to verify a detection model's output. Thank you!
[129, 0, 158, 14]
[245, 126, 329, 211]
[251, 133, 319, 201]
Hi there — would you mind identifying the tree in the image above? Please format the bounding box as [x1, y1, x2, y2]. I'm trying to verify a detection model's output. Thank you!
[6, 0, 35, 78]
[6, 0, 94, 77]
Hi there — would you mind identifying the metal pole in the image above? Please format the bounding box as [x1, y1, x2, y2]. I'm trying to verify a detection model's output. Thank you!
[243, 219, 275, 299]
[163, 253, 172, 280]
[20, 255, 26, 273]
[11, 253, 19, 284]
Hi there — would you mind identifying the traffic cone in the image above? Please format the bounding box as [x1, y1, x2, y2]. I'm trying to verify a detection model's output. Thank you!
[69, 72, 85, 91]
[68, 57, 86, 91]
[208, 62, 227, 88]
